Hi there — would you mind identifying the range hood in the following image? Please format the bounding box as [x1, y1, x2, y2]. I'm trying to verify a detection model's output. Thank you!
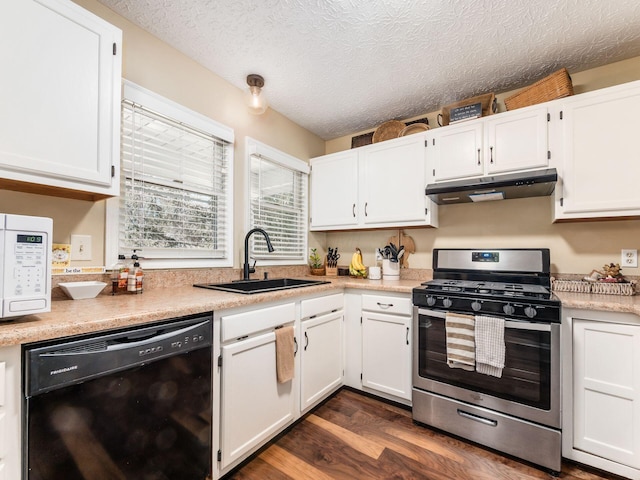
[426, 168, 557, 205]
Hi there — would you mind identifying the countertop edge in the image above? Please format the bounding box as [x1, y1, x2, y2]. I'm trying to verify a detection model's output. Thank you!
[2, 279, 639, 347]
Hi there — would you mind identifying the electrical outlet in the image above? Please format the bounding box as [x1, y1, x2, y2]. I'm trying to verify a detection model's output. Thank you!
[71, 235, 92, 261]
[621, 249, 638, 268]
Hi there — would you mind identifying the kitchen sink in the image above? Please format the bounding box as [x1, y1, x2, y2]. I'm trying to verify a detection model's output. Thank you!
[193, 277, 330, 294]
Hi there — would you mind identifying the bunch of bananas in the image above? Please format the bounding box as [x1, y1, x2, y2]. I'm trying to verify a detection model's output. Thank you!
[349, 247, 367, 278]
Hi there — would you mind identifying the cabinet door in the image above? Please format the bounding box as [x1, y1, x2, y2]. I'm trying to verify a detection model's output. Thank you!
[309, 150, 359, 230]
[573, 320, 640, 468]
[362, 311, 411, 400]
[556, 81, 640, 218]
[220, 331, 296, 468]
[359, 134, 430, 225]
[0, 0, 121, 198]
[486, 106, 549, 175]
[431, 121, 484, 181]
[300, 311, 344, 411]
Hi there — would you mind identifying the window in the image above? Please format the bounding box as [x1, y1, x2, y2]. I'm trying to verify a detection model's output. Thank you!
[247, 138, 309, 264]
[106, 81, 234, 269]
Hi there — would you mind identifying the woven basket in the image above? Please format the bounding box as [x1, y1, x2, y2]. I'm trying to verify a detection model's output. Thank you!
[372, 120, 406, 143]
[505, 68, 574, 111]
[552, 279, 636, 296]
[439, 93, 496, 126]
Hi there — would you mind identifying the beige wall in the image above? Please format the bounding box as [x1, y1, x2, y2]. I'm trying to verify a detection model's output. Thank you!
[0, 0, 326, 268]
[324, 55, 640, 275]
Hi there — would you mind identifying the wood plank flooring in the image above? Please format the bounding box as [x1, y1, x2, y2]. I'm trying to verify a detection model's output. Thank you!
[226, 389, 622, 480]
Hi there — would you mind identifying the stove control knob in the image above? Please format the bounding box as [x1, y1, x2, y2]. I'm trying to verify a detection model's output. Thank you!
[503, 304, 515, 316]
[471, 301, 482, 312]
[524, 306, 537, 318]
[426, 296, 436, 307]
[442, 298, 453, 308]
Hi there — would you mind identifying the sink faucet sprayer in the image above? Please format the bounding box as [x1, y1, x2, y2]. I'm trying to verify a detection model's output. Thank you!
[243, 228, 274, 280]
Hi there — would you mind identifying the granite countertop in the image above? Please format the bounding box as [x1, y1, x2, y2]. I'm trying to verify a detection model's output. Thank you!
[2, 277, 639, 348]
[0, 277, 418, 347]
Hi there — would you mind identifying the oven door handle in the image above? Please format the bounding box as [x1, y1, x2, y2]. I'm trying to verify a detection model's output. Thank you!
[417, 308, 552, 332]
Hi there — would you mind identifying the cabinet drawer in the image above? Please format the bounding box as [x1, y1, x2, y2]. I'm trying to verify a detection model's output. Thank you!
[221, 303, 295, 342]
[301, 293, 343, 319]
[362, 294, 412, 316]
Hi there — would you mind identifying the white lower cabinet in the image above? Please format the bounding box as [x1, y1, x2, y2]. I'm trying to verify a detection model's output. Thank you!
[218, 302, 297, 473]
[361, 294, 412, 402]
[563, 309, 640, 480]
[300, 294, 344, 412]
[0, 346, 20, 480]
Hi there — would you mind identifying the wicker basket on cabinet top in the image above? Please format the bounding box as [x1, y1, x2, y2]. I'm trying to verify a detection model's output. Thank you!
[504, 68, 574, 110]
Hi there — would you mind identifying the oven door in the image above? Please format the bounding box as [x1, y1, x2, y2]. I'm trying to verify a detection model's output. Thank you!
[412, 307, 560, 428]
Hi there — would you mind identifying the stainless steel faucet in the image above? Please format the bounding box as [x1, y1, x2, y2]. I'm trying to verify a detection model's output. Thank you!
[243, 228, 274, 280]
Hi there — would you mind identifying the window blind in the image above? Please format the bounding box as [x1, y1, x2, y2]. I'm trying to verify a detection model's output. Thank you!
[250, 154, 308, 261]
[120, 100, 231, 259]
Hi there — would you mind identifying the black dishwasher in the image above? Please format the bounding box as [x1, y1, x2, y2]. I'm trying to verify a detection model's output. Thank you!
[23, 313, 213, 480]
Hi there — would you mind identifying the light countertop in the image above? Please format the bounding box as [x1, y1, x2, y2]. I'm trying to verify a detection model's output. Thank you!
[1, 278, 639, 347]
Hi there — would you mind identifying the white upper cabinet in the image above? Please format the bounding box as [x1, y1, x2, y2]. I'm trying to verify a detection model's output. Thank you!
[429, 105, 550, 183]
[486, 106, 549, 175]
[429, 121, 484, 181]
[359, 134, 432, 225]
[310, 133, 437, 230]
[309, 150, 359, 229]
[0, 0, 122, 200]
[553, 80, 640, 220]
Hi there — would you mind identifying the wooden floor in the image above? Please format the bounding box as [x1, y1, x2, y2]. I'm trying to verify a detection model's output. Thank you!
[227, 389, 621, 480]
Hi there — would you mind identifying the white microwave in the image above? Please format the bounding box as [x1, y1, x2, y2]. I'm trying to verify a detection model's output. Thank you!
[0, 213, 52, 319]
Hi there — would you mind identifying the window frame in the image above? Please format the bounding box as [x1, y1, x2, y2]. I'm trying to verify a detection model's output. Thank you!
[245, 137, 310, 266]
[105, 80, 234, 269]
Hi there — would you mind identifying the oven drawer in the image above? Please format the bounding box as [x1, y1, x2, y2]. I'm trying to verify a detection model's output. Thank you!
[362, 294, 412, 316]
[412, 388, 561, 472]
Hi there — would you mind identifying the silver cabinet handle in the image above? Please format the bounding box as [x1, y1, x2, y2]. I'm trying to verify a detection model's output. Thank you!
[364, 202, 368, 216]
[352, 203, 356, 217]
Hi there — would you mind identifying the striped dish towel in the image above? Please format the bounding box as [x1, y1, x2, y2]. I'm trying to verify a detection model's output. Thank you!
[475, 315, 506, 378]
[445, 312, 475, 371]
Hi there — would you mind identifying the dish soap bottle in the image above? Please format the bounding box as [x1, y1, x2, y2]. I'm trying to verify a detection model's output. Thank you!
[111, 254, 128, 295]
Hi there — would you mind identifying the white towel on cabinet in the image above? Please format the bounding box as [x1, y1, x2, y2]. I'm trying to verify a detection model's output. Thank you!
[475, 315, 505, 378]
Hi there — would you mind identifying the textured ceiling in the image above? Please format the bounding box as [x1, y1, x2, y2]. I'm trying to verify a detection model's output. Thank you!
[98, 0, 640, 140]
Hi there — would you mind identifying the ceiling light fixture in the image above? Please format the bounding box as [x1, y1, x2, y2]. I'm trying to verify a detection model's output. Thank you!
[245, 74, 268, 115]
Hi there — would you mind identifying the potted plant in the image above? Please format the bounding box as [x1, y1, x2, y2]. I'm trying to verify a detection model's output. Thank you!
[309, 248, 325, 276]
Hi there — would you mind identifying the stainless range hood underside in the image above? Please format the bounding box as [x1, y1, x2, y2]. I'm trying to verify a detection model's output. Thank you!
[425, 168, 558, 205]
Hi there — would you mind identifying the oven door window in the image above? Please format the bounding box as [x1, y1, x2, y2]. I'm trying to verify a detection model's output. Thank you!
[26, 348, 212, 480]
[418, 314, 551, 410]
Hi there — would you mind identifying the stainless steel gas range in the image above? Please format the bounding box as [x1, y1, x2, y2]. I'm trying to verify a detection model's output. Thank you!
[412, 248, 561, 473]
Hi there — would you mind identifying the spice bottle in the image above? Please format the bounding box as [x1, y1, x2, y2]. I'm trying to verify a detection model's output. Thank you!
[127, 251, 143, 293]
[111, 254, 128, 295]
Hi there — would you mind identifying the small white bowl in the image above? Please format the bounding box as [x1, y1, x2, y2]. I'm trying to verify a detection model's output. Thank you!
[58, 281, 107, 300]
